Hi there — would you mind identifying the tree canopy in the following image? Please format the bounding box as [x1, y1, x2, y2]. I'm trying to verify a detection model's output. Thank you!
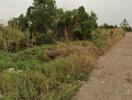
[8, 0, 98, 42]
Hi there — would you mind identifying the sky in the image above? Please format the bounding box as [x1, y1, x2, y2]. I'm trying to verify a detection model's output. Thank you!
[0, 0, 132, 25]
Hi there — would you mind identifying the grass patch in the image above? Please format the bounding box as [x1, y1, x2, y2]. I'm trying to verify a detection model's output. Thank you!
[0, 41, 98, 100]
[92, 28, 124, 48]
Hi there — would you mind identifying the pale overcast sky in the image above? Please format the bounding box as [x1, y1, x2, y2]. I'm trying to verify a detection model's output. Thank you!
[0, 0, 132, 25]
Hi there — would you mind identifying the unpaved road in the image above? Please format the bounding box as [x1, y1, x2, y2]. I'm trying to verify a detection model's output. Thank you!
[72, 33, 132, 100]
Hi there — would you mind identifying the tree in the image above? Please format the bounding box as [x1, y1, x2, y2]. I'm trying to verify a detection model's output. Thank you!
[55, 6, 98, 40]
[73, 6, 97, 40]
[8, 2, 98, 43]
[56, 10, 74, 40]
[8, 0, 57, 34]
[8, 0, 57, 45]
[120, 19, 130, 31]
[17, 14, 29, 32]
[26, 0, 56, 33]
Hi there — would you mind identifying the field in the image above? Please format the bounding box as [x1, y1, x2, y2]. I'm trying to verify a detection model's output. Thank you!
[0, 28, 124, 100]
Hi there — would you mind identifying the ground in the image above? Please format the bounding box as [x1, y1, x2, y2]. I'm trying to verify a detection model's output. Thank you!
[72, 33, 132, 100]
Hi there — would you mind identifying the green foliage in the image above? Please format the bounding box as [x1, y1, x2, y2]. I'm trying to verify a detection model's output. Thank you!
[8, 2, 97, 42]
[36, 34, 55, 45]
[56, 6, 97, 40]
[101, 23, 116, 29]
[0, 71, 77, 100]
[27, 0, 56, 33]
[0, 52, 13, 71]
[0, 44, 93, 99]
[0, 45, 54, 71]
[8, 0, 58, 46]
[120, 19, 132, 32]
[73, 27, 83, 40]
[91, 29, 111, 48]
[92, 31, 107, 47]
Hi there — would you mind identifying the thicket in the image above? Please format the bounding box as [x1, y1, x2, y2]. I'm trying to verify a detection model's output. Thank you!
[6, 0, 97, 51]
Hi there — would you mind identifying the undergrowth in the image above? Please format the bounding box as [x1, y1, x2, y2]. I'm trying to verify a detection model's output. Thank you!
[0, 28, 124, 100]
[0, 42, 97, 100]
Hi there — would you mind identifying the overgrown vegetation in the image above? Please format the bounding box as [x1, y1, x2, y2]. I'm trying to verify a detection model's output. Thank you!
[92, 28, 124, 48]
[0, 0, 126, 99]
[0, 27, 124, 99]
[0, 26, 27, 52]
[0, 41, 99, 99]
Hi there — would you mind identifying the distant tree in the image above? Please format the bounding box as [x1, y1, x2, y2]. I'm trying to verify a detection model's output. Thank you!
[114, 25, 118, 28]
[120, 19, 131, 32]
[120, 19, 128, 28]
[102, 23, 116, 29]
[103, 23, 109, 28]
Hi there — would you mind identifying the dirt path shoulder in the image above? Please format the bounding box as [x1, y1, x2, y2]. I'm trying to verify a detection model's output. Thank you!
[72, 33, 132, 100]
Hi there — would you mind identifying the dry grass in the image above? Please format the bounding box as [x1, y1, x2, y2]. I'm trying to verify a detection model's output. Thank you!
[40, 41, 100, 81]
[0, 26, 27, 51]
[41, 41, 100, 63]
[40, 28, 124, 79]
[92, 28, 124, 53]
[0, 40, 100, 99]
[100, 28, 124, 52]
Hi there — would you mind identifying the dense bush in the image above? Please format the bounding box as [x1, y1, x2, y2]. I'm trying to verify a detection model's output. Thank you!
[56, 7, 97, 40]
[0, 26, 27, 52]
[73, 28, 83, 40]
[36, 34, 55, 45]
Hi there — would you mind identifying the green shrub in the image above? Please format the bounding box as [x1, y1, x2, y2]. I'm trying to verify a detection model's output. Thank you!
[36, 34, 55, 45]
[91, 30, 108, 48]
[73, 28, 84, 40]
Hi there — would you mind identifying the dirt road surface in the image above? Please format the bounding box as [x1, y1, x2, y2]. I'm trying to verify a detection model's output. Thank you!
[72, 33, 132, 100]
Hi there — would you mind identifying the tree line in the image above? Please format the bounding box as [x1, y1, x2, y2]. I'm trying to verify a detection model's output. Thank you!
[8, 0, 97, 45]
